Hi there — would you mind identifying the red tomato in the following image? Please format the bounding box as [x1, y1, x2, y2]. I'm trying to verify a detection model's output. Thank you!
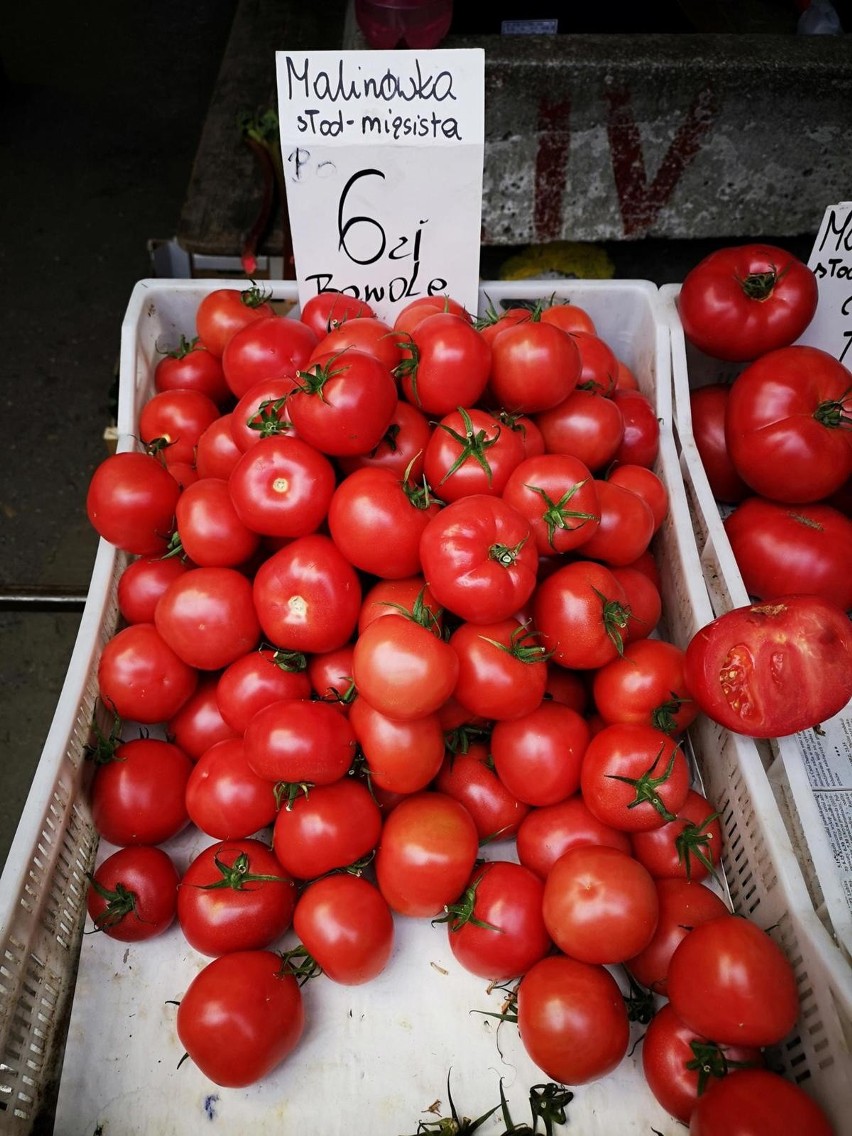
[592, 637, 698, 736]
[516, 954, 630, 1085]
[195, 413, 244, 480]
[398, 311, 491, 416]
[167, 673, 240, 760]
[515, 793, 631, 879]
[357, 575, 442, 634]
[87, 845, 180, 942]
[532, 559, 631, 670]
[175, 477, 261, 567]
[177, 837, 296, 957]
[688, 1068, 836, 1136]
[688, 383, 750, 504]
[336, 398, 432, 481]
[610, 388, 660, 468]
[725, 345, 852, 503]
[185, 737, 278, 840]
[154, 336, 232, 406]
[139, 389, 220, 466]
[435, 743, 530, 843]
[630, 788, 723, 883]
[374, 791, 480, 918]
[449, 617, 548, 722]
[229, 434, 336, 539]
[243, 697, 357, 785]
[155, 565, 260, 671]
[642, 1003, 764, 1125]
[195, 284, 276, 358]
[490, 700, 590, 807]
[423, 406, 526, 501]
[176, 949, 304, 1087]
[352, 612, 459, 721]
[97, 622, 197, 724]
[221, 314, 318, 399]
[580, 722, 691, 832]
[626, 876, 730, 996]
[216, 646, 311, 734]
[542, 844, 659, 964]
[501, 453, 601, 556]
[349, 695, 445, 795]
[571, 330, 618, 396]
[89, 736, 193, 845]
[606, 463, 669, 532]
[477, 304, 531, 347]
[229, 377, 296, 451]
[253, 533, 362, 654]
[419, 495, 539, 624]
[683, 595, 852, 738]
[577, 478, 656, 566]
[311, 314, 404, 374]
[539, 299, 596, 336]
[298, 291, 375, 338]
[307, 644, 356, 712]
[271, 777, 382, 880]
[489, 318, 581, 414]
[327, 465, 441, 578]
[667, 914, 800, 1047]
[611, 565, 663, 643]
[293, 874, 394, 985]
[445, 860, 552, 981]
[534, 389, 624, 473]
[117, 555, 190, 624]
[724, 497, 852, 610]
[677, 243, 818, 362]
[286, 347, 398, 457]
[86, 450, 180, 556]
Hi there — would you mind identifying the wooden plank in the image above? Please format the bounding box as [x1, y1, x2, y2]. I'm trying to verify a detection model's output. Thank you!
[177, 0, 348, 261]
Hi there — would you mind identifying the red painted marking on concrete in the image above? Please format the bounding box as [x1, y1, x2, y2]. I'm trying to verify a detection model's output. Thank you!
[534, 98, 572, 242]
[605, 86, 718, 237]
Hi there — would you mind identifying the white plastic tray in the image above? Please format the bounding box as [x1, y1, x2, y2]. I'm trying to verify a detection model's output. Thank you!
[1, 279, 850, 1136]
[661, 282, 852, 967]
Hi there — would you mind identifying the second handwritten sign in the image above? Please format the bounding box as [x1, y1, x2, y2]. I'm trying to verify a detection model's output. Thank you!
[276, 49, 485, 323]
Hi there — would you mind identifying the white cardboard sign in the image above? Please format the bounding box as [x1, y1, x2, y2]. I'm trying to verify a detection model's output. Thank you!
[275, 49, 485, 323]
[798, 200, 852, 366]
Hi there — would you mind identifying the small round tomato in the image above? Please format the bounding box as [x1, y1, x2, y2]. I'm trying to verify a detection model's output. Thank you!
[606, 463, 669, 533]
[625, 876, 730, 996]
[501, 453, 601, 556]
[86, 450, 180, 556]
[177, 837, 296, 957]
[352, 612, 459, 721]
[445, 860, 552, 981]
[89, 736, 193, 846]
[185, 737, 278, 840]
[515, 793, 631, 880]
[139, 389, 221, 466]
[571, 330, 618, 396]
[154, 566, 260, 671]
[229, 434, 337, 539]
[642, 1002, 764, 1125]
[348, 696, 445, 795]
[516, 954, 630, 1086]
[117, 555, 190, 625]
[154, 335, 232, 405]
[488, 318, 581, 414]
[229, 376, 297, 451]
[610, 388, 660, 468]
[398, 311, 491, 416]
[576, 478, 655, 566]
[293, 874, 394, 985]
[216, 646, 311, 734]
[539, 299, 596, 336]
[87, 845, 180, 942]
[175, 477, 261, 567]
[435, 743, 530, 843]
[580, 722, 691, 833]
[534, 388, 624, 473]
[195, 284, 276, 357]
[167, 673, 240, 760]
[542, 844, 659, 964]
[312, 314, 404, 374]
[336, 398, 432, 481]
[243, 697, 357, 785]
[490, 701, 590, 807]
[299, 291, 375, 338]
[532, 559, 631, 670]
[689, 383, 750, 504]
[374, 791, 480, 918]
[97, 622, 198, 724]
[667, 914, 800, 1048]
[176, 949, 304, 1088]
[630, 788, 723, 883]
[591, 637, 698, 736]
[687, 1068, 835, 1136]
[419, 495, 539, 625]
[449, 617, 548, 722]
[683, 595, 852, 738]
[222, 314, 318, 399]
[195, 413, 244, 479]
[271, 777, 382, 880]
[423, 406, 526, 501]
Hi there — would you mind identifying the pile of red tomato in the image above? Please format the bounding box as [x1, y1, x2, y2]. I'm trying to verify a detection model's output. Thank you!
[81, 279, 837, 1134]
[679, 243, 852, 740]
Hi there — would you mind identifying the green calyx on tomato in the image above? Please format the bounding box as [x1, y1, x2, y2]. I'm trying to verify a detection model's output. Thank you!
[249, 395, 291, 438]
[194, 849, 291, 892]
[86, 877, 143, 934]
[524, 478, 598, 547]
[675, 812, 723, 881]
[480, 621, 552, 667]
[433, 406, 503, 487]
[591, 585, 631, 656]
[432, 871, 500, 934]
[606, 742, 683, 823]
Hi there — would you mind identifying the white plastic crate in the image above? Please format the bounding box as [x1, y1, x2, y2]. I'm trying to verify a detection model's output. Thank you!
[661, 282, 852, 970]
[0, 279, 849, 1135]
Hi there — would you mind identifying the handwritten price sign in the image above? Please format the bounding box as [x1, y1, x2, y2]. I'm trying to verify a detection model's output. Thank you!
[276, 49, 485, 323]
[799, 201, 852, 365]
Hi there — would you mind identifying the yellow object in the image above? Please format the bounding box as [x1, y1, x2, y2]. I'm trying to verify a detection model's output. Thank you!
[499, 241, 615, 281]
